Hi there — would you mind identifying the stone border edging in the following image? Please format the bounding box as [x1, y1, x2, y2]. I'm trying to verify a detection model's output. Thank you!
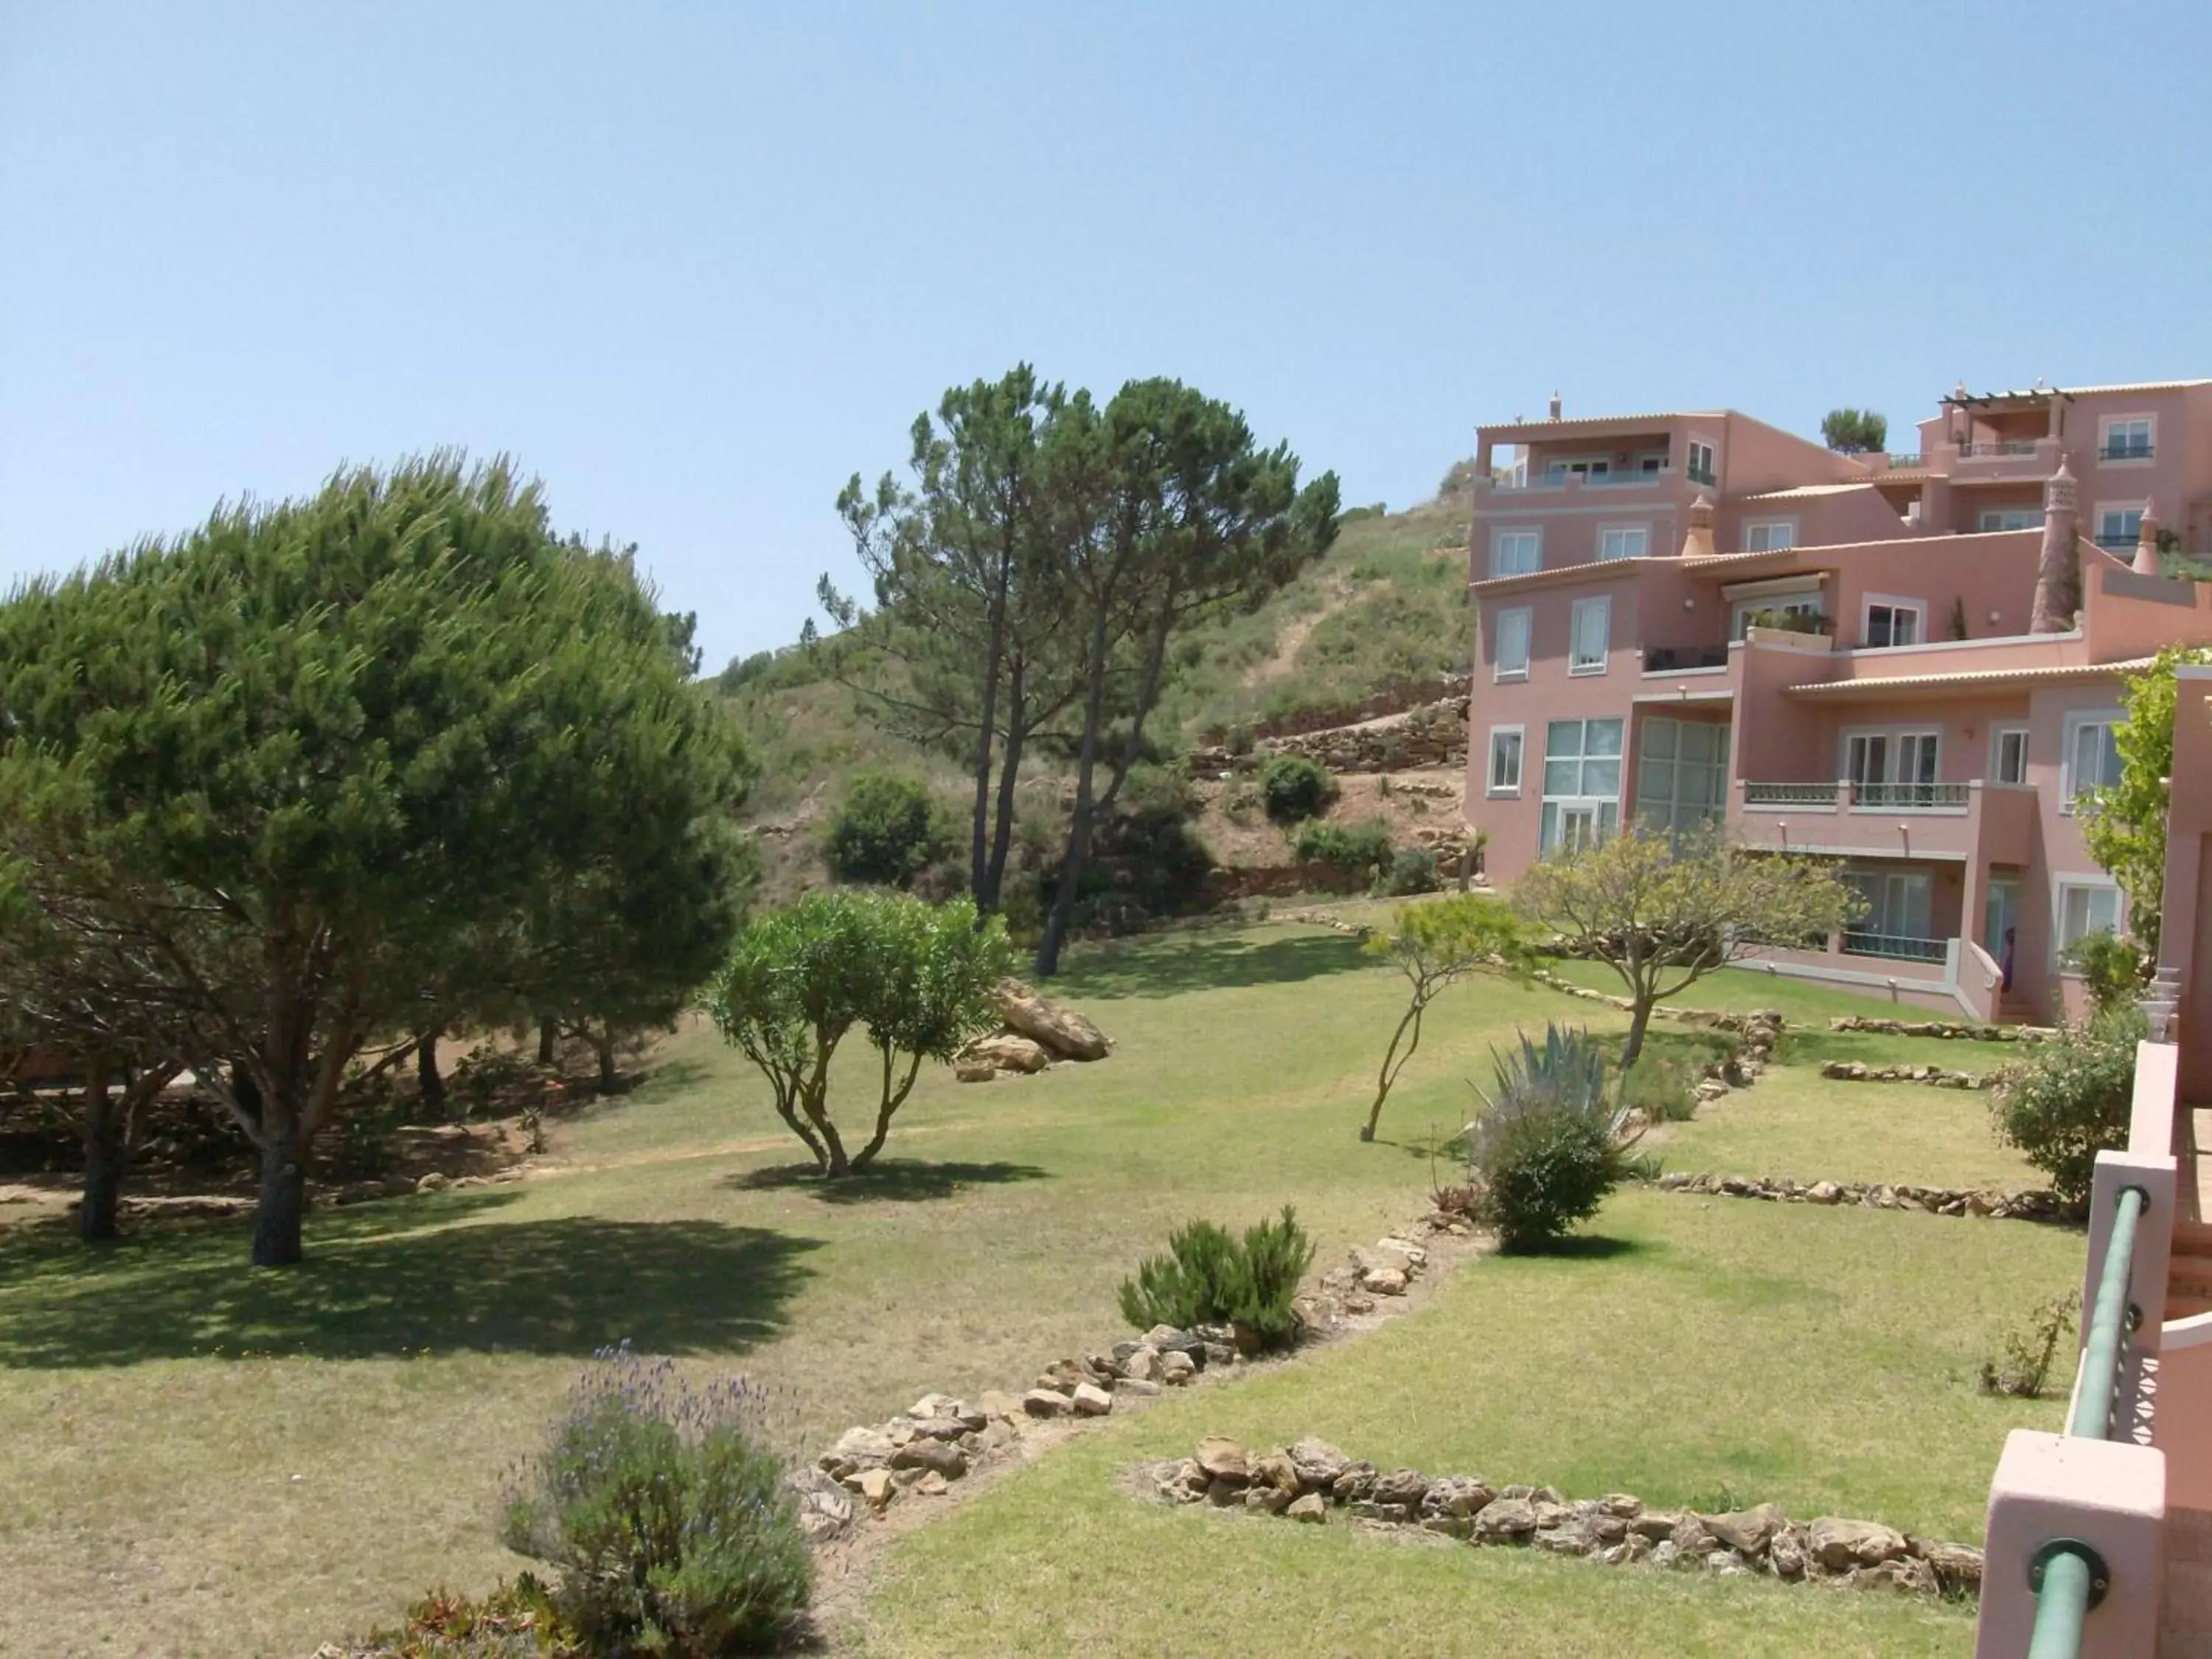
[787, 1220, 1461, 1543]
[1147, 1434, 1982, 1599]
[1648, 1169, 2069, 1222]
[1818, 1060, 1995, 1089]
[1829, 1015, 2053, 1044]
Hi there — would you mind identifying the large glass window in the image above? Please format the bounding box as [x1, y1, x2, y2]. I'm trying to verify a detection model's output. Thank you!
[1635, 717, 1730, 832]
[1686, 440, 1716, 486]
[1742, 521, 1795, 552]
[2098, 507, 2143, 550]
[1568, 595, 1610, 673]
[1598, 525, 1649, 561]
[1492, 606, 1531, 680]
[1540, 719, 1622, 852]
[1978, 508, 2044, 532]
[1992, 726, 2029, 785]
[1729, 594, 1823, 640]
[1492, 529, 1541, 577]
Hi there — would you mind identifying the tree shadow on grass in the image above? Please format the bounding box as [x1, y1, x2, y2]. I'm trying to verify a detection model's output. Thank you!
[1054, 930, 1372, 1001]
[0, 1189, 822, 1368]
[1489, 1233, 1644, 1264]
[726, 1158, 1051, 1206]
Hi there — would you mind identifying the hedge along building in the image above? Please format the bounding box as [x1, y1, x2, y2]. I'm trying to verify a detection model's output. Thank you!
[1459, 378, 2212, 1024]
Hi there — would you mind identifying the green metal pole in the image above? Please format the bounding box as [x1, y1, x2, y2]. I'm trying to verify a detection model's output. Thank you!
[2026, 1546, 2093, 1659]
[2070, 1186, 2146, 1440]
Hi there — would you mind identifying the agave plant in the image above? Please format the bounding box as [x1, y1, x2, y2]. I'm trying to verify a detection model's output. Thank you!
[1464, 1023, 1638, 1169]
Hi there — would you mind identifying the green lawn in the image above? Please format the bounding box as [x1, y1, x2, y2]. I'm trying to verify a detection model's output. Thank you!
[0, 917, 2065, 1657]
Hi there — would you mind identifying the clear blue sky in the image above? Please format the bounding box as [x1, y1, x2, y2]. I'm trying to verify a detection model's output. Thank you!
[5, 1, 2209, 671]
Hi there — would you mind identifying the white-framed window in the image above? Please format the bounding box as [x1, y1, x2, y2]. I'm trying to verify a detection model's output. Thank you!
[1491, 528, 1541, 577]
[1487, 726, 1524, 795]
[1568, 595, 1611, 674]
[1634, 452, 1666, 476]
[1542, 456, 1612, 483]
[2061, 711, 2122, 809]
[1991, 726, 2030, 786]
[1597, 524, 1649, 561]
[1862, 594, 1924, 649]
[1685, 439, 1716, 485]
[1635, 717, 1730, 832]
[2056, 879, 2123, 961]
[1843, 726, 1941, 805]
[1742, 520, 1796, 552]
[1540, 718, 1622, 852]
[2099, 416, 2154, 463]
[1492, 605, 1531, 681]
[1978, 508, 2045, 532]
[2097, 504, 2144, 550]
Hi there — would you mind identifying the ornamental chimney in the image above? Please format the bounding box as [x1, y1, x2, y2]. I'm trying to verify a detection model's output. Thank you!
[1681, 493, 1716, 560]
[2028, 456, 2081, 633]
[1548, 391, 1562, 422]
[2133, 501, 2163, 576]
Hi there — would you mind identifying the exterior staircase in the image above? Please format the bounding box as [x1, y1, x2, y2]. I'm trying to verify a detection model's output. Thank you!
[2168, 1222, 2212, 1324]
[1996, 991, 2040, 1025]
[2164, 1113, 2212, 1651]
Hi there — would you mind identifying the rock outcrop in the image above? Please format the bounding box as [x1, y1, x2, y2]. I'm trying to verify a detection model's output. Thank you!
[956, 980, 1113, 1081]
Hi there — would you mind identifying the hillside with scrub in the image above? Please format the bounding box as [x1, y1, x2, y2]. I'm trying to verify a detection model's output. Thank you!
[725, 482, 1480, 917]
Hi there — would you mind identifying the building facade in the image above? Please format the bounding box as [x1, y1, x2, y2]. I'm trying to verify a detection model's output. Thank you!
[1461, 379, 2212, 1023]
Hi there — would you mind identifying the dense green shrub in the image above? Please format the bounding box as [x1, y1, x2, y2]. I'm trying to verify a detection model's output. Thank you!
[1260, 754, 1338, 823]
[1293, 818, 1394, 887]
[1473, 1109, 1620, 1252]
[1117, 1206, 1317, 1350]
[1380, 847, 1440, 896]
[1035, 771, 1216, 938]
[501, 1345, 811, 1656]
[1468, 1025, 1632, 1251]
[2067, 931, 2145, 1015]
[825, 772, 950, 888]
[1991, 1009, 2145, 1207]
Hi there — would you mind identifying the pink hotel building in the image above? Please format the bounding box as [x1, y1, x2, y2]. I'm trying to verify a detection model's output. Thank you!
[1463, 378, 2212, 1024]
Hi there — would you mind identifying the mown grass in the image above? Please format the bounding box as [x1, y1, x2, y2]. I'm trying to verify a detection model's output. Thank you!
[0, 918, 2058, 1657]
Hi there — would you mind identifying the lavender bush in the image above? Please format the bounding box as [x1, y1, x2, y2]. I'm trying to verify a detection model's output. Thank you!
[501, 1345, 810, 1656]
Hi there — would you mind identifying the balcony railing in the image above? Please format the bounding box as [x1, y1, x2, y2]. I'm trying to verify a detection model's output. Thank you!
[1958, 439, 2042, 457]
[1848, 781, 1970, 811]
[1885, 453, 1924, 469]
[1642, 644, 1729, 674]
[2098, 442, 2154, 462]
[1742, 781, 1838, 808]
[1495, 467, 1677, 493]
[1840, 930, 1948, 963]
[2096, 533, 2140, 550]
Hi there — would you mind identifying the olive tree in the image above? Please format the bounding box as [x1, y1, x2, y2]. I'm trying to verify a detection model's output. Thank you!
[0, 456, 754, 1265]
[1359, 896, 1536, 1143]
[706, 891, 1010, 1176]
[1512, 827, 1859, 1067]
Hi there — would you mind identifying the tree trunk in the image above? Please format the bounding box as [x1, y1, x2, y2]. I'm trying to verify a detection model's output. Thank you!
[981, 661, 1028, 912]
[968, 577, 1009, 907]
[537, 1018, 557, 1067]
[594, 1030, 618, 1093]
[1621, 998, 1655, 1070]
[852, 1050, 922, 1171]
[251, 1116, 308, 1268]
[1361, 1004, 1424, 1142]
[1035, 608, 1113, 977]
[79, 1057, 123, 1244]
[416, 1029, 445, 1114]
